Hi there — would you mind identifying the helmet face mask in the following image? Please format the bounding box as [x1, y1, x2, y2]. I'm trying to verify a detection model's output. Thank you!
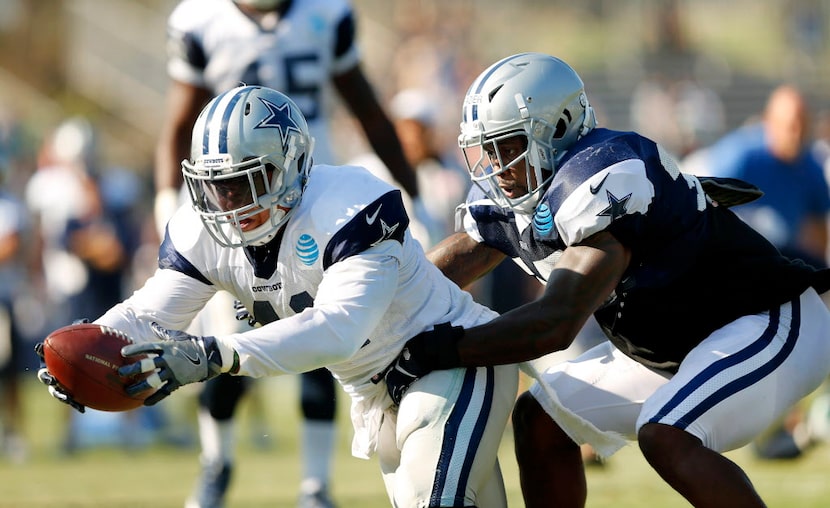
[458, 52, 596, 214]
[183, 86, 313, 248]
[461, 127, 553, 213]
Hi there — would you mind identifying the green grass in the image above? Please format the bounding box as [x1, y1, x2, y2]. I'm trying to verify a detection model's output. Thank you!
[3, 375, 830, 507]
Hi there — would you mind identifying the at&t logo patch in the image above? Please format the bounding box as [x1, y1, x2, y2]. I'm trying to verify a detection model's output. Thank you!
[296, 234, 319, 266]
[533, 203, 554, 237]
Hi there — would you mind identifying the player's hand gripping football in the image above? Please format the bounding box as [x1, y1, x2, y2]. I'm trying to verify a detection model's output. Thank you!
[118, 322, 239, 406]
[34, 342, 86, 414]
[383, 322, 464, 405]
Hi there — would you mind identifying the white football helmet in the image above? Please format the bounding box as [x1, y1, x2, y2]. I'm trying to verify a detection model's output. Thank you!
[459, 52, 596, 214]
[183, 85, 313, 248]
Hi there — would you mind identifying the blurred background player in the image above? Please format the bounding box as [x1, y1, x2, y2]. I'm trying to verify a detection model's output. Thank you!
[153, 1, 418, 507]
[348, 88, 468, 250]
[0, 154, 27, 463]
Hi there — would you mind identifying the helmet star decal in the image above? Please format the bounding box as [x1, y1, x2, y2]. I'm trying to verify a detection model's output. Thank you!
[597, 190, 631, 221]
[255, 97, 302, 147]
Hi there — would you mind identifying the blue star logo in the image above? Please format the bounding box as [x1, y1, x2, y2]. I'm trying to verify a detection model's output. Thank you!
[255, 97, 302, 148]
[597, 190, 631, 221]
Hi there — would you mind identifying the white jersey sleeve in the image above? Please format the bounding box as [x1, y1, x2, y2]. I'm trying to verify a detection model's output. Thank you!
[94, 267, 217, 344]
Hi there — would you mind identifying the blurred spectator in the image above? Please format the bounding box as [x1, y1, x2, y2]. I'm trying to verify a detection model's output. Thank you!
[0, 158, 28, 464]
[813, 109, 830, 182]
[685, 85, 829, 269]
[25, 117, 143, 452]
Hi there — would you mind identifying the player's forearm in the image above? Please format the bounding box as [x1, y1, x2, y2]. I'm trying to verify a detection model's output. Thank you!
[455, 232, 627, 367]
[427, 232, 505, 289]
[458, 290, 585, 366]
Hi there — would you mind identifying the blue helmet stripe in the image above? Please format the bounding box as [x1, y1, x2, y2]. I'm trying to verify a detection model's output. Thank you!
[201, 89, 229, 155]
[465, 52, 532, 124]
[217, 91, 245, 154]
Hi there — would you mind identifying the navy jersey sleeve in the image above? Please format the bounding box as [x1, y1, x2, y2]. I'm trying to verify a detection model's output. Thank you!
[323, 190, 409, 270]
[158, 227, 212, 286]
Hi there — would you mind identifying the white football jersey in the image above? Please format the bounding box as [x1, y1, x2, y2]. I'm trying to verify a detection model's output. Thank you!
[96, 164, 496, 403]
[166, 0, 360, 165]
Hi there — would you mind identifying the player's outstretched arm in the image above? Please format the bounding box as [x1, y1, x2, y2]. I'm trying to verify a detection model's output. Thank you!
[386, 230, 630, 387]
[456, 230, 629, 366]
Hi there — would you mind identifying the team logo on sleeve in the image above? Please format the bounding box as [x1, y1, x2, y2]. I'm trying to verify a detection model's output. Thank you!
[296, 234, 319, 266]
[597, 191, 632, 221]
[370, 219, 400, 247]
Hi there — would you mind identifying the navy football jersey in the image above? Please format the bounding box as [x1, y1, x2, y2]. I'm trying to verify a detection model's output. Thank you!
[460, 128, 830, 370]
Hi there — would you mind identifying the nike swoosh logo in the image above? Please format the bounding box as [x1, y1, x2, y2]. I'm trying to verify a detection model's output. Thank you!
[181, 348, 202, 366]
[366, 204, 382, 225]
[589, 173, 610, 195]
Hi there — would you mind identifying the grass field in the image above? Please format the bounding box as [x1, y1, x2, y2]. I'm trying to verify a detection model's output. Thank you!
[3, 375, 830, 507]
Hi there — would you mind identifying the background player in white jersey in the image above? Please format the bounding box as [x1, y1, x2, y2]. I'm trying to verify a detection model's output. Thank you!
[154, 1, 418, 506]
[383, 53, 830, 507]
[38, 86, 518, 508]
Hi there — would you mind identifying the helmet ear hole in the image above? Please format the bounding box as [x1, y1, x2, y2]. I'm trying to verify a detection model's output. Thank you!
[553, 109, 574, 139]
[554, 118, 568, 139]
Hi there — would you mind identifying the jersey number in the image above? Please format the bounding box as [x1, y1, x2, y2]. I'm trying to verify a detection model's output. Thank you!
[284, 54, 321, 121]
[251, 291, 314, 325]
[241, 53, 322, 121]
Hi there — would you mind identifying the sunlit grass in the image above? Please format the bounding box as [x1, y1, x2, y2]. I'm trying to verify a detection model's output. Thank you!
[3, 375, 830, 507]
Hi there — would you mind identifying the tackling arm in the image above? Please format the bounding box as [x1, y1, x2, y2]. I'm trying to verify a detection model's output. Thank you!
[427, 231, 507, 289]
[457, 230, 629, 366]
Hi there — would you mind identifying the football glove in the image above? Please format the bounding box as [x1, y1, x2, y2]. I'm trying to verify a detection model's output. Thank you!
[382, 322, 464, 405]
[34, 341, 86, 413]
[118, 322, 239, 406]
[34, 318, 91, 414]
[233, 299, 255, 326]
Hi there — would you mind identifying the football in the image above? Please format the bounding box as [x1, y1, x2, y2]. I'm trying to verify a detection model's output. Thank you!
[42, 323, 153, 412]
